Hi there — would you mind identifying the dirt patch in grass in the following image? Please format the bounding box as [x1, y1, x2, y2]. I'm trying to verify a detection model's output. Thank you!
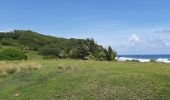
[58, 65, 72, 70]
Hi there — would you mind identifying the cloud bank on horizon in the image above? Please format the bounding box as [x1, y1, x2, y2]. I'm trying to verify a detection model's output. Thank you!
[1, 0, 170, 54]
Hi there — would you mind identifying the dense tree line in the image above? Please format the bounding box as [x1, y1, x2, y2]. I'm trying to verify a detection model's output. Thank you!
[0, 30, 116, 61]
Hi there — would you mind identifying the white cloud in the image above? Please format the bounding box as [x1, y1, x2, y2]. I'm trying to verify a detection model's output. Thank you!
[148, 37, 170, 48]
[129, 34, 140, 43]
[155, 29, 170, 34]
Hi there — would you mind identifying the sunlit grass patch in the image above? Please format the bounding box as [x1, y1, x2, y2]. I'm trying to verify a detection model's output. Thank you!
[0, 61, 41, 78]
[17, 62, 41, 70]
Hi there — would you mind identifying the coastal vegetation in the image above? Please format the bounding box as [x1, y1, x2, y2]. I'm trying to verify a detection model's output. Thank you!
[0, 30, 116, 61]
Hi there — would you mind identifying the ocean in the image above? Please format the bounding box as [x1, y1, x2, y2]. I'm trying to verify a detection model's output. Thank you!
[117, 54, 170, 63]
[118, 55, 170, 60]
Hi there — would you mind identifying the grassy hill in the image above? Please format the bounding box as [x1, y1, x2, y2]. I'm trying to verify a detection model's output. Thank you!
[0, 30, 116, 61]
[0, 60, 170, 100]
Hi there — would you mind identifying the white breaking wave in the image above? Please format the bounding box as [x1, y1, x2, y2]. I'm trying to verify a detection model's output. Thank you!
[117, 57, 150, 62]
[117, 57, 170, 64]
[155, 58, 170, 63]
[136, 59, 150, 62]
[116, 57, 134, 61]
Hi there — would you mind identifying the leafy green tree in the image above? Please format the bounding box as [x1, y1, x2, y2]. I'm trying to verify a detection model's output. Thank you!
[86, 38, 98, 53]
[105, 46, 117, 61]
[93, 47, 104, 61]
[69, 42, 89, 59]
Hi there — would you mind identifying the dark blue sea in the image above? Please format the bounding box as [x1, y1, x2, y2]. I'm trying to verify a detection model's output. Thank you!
[118, 55, 170, 60]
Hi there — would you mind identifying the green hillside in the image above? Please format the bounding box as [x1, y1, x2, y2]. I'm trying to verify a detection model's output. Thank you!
[0, 30, 116, 61]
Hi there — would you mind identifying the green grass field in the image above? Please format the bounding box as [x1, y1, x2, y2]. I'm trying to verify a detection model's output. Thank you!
[0, 60, 170, 100]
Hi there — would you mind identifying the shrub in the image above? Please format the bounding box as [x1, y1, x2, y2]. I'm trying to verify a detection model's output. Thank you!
[0, 48, 27, 60]
[38, 45, 61, 57]
[69, 45, 89, 59]
[58, 51, 68, 59]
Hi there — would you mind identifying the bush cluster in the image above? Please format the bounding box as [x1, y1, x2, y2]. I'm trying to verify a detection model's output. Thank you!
[0, 48, 27, 60]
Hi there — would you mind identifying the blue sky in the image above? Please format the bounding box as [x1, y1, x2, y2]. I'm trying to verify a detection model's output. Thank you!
[1, 0, 170, 54]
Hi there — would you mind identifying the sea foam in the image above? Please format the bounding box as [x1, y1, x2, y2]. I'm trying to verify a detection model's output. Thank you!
[155, 58, 170, 63]
[117, 57, 170, 63]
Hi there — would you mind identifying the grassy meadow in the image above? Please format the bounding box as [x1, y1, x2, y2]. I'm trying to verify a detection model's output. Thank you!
[0, 60, 170, 100]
